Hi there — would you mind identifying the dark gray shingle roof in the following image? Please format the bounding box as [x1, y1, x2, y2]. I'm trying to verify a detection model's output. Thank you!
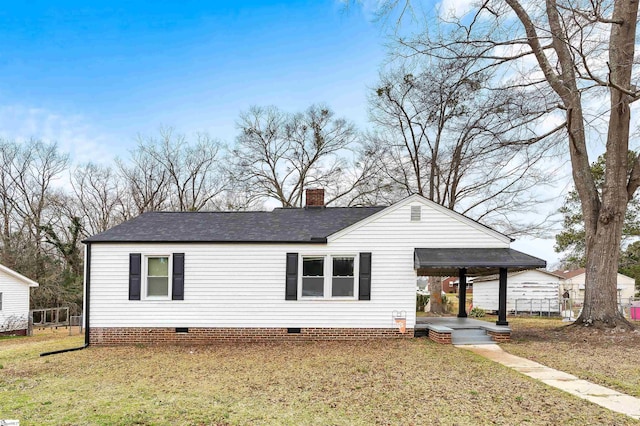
[414, 248, 547, 276]
[84, 207, 386, 243]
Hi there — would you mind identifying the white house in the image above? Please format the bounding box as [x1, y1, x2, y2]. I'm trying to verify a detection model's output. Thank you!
[554, 268, 637, 304]
[0, 264, 39, 336]
[472, 269, 564, 314]
[82, 190, 545, 345]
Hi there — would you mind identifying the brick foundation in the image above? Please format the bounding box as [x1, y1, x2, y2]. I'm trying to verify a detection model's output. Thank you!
[89, 327, 415, 345]
[428, 330, 452, 344]
[487, 330, 511, 343]
[0, 328, 27, 336]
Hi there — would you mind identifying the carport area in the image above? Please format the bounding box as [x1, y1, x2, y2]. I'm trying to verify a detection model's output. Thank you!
[413, 248, 546, 344]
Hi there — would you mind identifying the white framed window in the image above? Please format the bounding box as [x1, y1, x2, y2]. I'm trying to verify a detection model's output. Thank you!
[145, 255, 171, 299]
[300, 254, 358, 299]
[332, 256, 355, 297]
[302, 256, 325, 297]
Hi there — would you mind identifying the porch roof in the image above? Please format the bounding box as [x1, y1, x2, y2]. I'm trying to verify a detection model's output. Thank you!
[414, 247, 546, 276]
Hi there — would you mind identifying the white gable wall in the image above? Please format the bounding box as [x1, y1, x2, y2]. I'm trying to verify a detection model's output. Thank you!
[0, 270, 32, 332]
[88, 197, 511, 330]
[327, 199, 510, 328]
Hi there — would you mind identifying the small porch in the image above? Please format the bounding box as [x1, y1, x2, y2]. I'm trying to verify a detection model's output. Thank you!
[415, 317, 511, 344]
[413, 247, 546, 343]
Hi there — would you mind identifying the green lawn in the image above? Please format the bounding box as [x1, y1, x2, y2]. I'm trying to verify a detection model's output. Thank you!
[1, 329, 637, 425]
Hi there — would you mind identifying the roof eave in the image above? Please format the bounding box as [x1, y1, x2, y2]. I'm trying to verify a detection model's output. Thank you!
[82, 238, 328, 244]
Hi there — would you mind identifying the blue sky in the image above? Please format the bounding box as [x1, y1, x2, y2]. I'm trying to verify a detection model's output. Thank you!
[0, 0, 561, 264]
[0, 0, 385, 161]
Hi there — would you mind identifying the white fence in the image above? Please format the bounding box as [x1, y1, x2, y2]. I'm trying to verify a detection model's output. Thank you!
[514, 298, 560, 316]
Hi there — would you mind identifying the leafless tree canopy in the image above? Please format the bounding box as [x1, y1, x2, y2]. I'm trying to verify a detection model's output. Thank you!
[230, 104, 378, 207]
[368, 54, 562, 235]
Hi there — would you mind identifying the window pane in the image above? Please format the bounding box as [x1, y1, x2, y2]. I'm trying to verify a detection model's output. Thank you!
[302, 277, 324, 297]
[147, 277, 169, 296]
[303, 257, 324, 277]
[333, 257, 354, 277]
[148, 257, 169, 276]
[332, 277, 354, 297]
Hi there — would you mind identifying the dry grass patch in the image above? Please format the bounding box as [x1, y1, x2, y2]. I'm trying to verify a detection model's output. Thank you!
[503, 316, 640, 398]
[1, 334, 637, 425]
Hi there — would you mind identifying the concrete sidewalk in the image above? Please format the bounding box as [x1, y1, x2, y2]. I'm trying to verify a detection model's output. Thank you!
[459, 344, 640, 420]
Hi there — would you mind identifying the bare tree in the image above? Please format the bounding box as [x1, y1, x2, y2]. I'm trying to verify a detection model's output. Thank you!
[0, 139, 81, 312]
[369, 56, 560, 236]
[117, 143, 170, 215]
[230, 104, 373, 207]
[137, 128, 226, 211]
[0, 139, 69, 255]
[0, 141, 19, 255]
[71, 163, 127, 236]
[378, 0, 639, 328]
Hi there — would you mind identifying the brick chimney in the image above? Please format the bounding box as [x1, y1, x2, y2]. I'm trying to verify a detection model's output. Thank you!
[305, 188, 325, 207]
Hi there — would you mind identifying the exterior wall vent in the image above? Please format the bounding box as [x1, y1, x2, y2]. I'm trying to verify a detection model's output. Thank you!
[175, 327, 189, 333]
[411, 205, 421, 222]
[287, 327, 301, 334]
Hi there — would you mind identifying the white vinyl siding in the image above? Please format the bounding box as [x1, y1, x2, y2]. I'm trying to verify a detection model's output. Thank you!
[473, 270, 562, 313]
[88, 197, 510, 330]
[0, 270, 32, 332]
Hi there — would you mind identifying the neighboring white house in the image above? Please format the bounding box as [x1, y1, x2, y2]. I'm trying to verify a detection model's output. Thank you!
[472, 269, 564, 314]
[0, 263, 39, 335]
[82, 190, 545, 345]
[554, 268, 637, 304]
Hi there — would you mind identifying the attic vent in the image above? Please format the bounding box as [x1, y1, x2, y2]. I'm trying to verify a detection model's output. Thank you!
[411, 205, 421, 221]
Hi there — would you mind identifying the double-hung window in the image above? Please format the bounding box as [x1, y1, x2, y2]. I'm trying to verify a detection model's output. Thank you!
[300, 255, 356, 299]
[302, 256, 325, 297]
[146, 256, 170, 299]
[332, 256, 354, 297]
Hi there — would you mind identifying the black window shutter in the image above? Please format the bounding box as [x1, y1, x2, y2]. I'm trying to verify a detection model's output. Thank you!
[172, 253, 185, 300]
[285, 253, 298, 300]
[129, 253, 142, 300]
[359, 252, 372, 300]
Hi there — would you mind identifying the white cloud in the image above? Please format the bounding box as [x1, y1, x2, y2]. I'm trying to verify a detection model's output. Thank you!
[0, 104, 114, 165]
[437, 0, 476, 19]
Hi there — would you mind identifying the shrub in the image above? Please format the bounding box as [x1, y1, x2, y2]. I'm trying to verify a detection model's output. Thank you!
[416, 294, 430, 311]
[469, 307, 486, 318]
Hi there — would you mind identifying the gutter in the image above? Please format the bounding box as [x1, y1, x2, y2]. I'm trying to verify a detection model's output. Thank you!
[41, 243, 91, 357]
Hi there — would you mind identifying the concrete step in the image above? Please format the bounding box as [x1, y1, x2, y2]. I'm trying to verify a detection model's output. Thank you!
[454, 329, 489, 336]
[452, 339, 496, 345]
[451, 329, 495, 345]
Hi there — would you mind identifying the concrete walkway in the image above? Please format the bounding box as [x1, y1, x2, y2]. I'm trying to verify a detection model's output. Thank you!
[457, 344, 640, 420]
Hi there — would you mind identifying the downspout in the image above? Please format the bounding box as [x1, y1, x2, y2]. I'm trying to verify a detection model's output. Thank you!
[41, 243, 91, 356]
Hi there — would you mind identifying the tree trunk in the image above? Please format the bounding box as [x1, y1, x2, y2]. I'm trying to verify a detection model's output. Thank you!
[574, 0, 638, 329]
[429, 276, 446, 314]
[578, 209, 631, 327]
